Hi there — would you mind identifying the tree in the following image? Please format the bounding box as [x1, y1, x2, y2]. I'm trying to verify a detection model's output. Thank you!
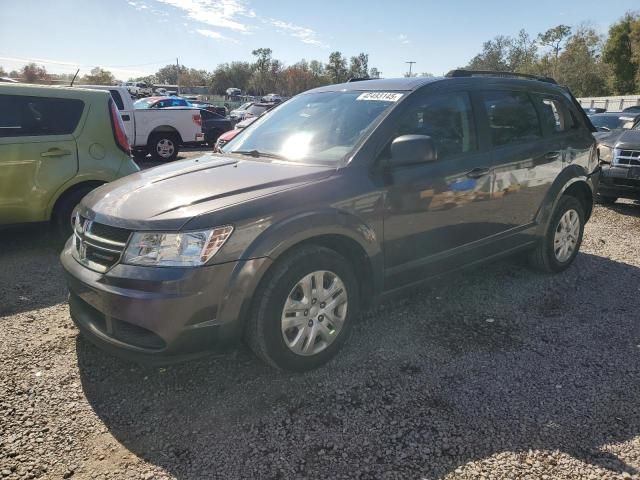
[81, 67, 115, 85]
[369, 67, 381, 79]
[250, 48, 275, 95]
[155, 64, 182, 84]
[603, 13, 640, 94]
[21, 63, 49, 83]
[508, 29, 538, 73]
[556, 27, 609, 97]
[326, 51, 347, 84]
[349, 53, 369, 79]
[211, 61, 253, 94]
[466, 36, 513, 71]
[178, 68, 210, 87]
[0, 66, 6, 77]
[537, 25, 572, 78]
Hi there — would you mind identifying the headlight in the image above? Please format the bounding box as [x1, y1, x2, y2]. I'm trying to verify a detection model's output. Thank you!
[599, 145, 615, 164]
[122, 226, 233, 267]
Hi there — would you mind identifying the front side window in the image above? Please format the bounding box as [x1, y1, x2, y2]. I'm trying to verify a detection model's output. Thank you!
[0, 94, 84, 137]
[481, 91, 541, 146]
[388, 92, 477, 160]
[224, 91, 402, 164]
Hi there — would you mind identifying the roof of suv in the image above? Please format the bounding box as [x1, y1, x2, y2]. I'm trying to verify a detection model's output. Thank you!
[307, 71, 566, 95]
[309, 77, 442, 93]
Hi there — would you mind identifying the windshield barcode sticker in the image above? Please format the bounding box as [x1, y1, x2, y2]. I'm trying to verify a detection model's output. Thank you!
[356, 92, 403, 102]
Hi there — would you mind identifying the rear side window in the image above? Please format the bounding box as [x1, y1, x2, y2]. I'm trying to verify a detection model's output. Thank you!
[534, 96, 570, 133]
[391, 92, 477, 160]
[481, 91, 541, 146]
[0, 94, 84, 137]
[109, 90, 125, 110]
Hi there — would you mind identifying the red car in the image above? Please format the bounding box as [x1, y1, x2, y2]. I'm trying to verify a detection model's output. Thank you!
[214, 116, 257, 151]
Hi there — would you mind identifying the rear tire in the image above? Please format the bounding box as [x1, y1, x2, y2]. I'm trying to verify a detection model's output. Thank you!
[246, 245, 359, 371]
[529, 195, 585, 273]
[54, 184, 101, 239]
[596, 195, 617, 205]
[149, 133, 179, 161]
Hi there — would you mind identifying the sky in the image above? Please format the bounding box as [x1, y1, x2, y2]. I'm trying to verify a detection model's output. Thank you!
[0, 0, 638, 81]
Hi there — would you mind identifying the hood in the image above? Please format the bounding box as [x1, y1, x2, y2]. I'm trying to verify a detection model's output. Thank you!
[615, 129, 640, 150]
[596, 128, 640, 148]
[80, 154, 334, 230]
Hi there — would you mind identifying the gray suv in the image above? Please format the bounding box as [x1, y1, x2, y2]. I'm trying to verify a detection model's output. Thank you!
[61, 71, 599, 371]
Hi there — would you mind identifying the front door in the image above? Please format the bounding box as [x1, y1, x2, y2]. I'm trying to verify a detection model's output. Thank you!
[381, 91, 506, 289]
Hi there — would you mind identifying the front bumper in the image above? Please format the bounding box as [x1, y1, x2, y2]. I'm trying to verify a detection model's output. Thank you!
[60, 238, 271, 364]
[598, 165, 640, 200]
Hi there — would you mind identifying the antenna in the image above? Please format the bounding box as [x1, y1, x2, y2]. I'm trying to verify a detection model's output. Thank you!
[70, 69, 80, 86]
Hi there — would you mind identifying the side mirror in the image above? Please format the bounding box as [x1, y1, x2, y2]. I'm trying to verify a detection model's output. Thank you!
[597, 126, 610, 132]
[389, 135, 437, 166]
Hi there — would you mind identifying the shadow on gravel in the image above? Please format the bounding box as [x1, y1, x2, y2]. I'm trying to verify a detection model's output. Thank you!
[0, 225, 67, 317]
[77, 252, 640, 479]
[604, 201, 640, 218]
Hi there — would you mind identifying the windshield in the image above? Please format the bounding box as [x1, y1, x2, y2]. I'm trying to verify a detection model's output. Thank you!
[590, 115, 628, 130]
[223, 91, 401, 164]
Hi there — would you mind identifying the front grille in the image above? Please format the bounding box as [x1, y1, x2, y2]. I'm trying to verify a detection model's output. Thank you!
[616, 149, 640, 166]
[72, 216, 131, 272]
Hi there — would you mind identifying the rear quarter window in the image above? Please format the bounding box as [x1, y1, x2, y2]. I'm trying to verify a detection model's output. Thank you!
[0, 94, 84, 137]
[109, 90, 125, 110]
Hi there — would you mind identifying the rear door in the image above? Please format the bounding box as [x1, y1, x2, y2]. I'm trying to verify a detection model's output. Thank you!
[0, 94, 82, 224]
[477, 89, 560, 230]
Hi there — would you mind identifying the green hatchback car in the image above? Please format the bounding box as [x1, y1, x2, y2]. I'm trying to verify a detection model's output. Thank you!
[0, 84, 139, 233]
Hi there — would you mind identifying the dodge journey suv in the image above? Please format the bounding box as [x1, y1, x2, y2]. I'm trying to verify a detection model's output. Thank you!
[61, 71, 599, 371]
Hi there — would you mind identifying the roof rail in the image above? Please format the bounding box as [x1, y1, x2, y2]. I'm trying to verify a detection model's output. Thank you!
[445, 69, 557, 85]
[346, 77, 378, 83]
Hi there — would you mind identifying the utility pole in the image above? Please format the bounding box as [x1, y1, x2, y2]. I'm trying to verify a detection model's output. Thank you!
[405, 61, 416, 77]
[176, 57, 180, 95]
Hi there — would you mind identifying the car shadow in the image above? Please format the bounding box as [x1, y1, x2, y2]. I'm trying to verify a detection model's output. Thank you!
[605, 201, 640, 218]
[77, 252, 640, 479]
[0, 225, 68, 317]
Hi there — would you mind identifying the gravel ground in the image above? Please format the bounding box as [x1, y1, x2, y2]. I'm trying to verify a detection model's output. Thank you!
[1, 198, 640, 480]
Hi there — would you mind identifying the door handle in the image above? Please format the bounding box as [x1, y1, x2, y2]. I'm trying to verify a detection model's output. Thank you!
[41, 148, 72, 158]
[545, 151, 561, 160]
[121, 114, 131, 121]
[466, 167, 490, 179]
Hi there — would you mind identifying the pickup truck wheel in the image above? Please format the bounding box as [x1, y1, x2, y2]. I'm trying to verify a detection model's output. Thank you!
[246, 245, 359, 371]
[529, 195, 585, 273]
[596, 195, 617, 205]
[149, 133, 179, 161]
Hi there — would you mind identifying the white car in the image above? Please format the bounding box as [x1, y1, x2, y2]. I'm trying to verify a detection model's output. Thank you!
[78, 86, 203, 161]
[125, 82, 152, 97]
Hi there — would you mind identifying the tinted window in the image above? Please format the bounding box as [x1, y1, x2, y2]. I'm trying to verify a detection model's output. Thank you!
[481, 91, 541, 146]
[391, 92, 477, 159]
[0, 94, 84, 137]
[109, 90, 125, 110]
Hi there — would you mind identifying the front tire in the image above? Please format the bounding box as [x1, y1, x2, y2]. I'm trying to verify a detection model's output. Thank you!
[246, 245, 359, 371]
[529, 195, 585, 273]
[149, 133, 179, 161]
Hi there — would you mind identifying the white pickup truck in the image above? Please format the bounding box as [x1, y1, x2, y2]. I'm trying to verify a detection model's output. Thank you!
[80, 86, 204, 161]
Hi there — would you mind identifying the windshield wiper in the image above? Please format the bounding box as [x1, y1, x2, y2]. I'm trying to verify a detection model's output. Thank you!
[231, 149, 287, 161]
